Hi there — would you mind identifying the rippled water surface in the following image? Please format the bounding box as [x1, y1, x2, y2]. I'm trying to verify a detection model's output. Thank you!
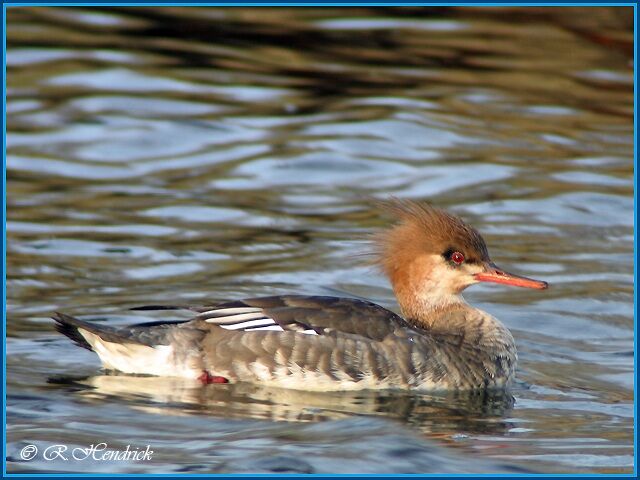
[5, 6, 635, 474]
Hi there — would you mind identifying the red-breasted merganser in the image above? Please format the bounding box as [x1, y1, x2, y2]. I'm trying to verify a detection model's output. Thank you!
[53, 199, 548, 391]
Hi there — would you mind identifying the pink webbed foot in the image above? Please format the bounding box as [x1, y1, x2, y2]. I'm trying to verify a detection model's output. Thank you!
[198, 371, 229, 385]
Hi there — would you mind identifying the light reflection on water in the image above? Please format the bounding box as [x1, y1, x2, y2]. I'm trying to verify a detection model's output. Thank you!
[6, 6, 634, 474]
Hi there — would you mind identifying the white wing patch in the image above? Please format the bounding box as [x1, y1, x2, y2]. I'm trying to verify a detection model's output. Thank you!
[201, 306, 318, 335]
[300, 329, 319, 335]
[219, 319, 280, 330]
[245, 325, 283, 332]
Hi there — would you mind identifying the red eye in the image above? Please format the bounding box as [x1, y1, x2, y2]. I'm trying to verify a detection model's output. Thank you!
[451, 251, 465, 265]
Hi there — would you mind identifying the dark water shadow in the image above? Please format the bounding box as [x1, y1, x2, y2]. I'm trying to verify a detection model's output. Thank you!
[47, 373, 516, 435]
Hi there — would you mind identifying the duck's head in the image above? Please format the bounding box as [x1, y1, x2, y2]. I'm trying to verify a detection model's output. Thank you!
[373, 199, 547, 318]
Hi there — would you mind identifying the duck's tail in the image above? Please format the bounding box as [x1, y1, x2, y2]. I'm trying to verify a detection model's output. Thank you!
[52, 312, 199, 378]
[53, 312, 122, 351]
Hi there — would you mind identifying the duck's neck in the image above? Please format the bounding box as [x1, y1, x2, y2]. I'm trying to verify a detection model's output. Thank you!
[392, 274, 518, 388]
[393, 278, 467, 330]
[393, 277, 514, 348]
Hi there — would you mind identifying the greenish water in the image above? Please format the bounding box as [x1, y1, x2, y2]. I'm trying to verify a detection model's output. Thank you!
[5, 6, 634, 474]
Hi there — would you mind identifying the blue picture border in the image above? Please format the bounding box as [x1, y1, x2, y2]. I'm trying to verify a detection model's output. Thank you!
[1, 1, 636, 478]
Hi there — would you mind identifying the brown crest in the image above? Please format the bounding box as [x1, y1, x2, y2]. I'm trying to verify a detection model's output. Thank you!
[372, 198, 490, 277]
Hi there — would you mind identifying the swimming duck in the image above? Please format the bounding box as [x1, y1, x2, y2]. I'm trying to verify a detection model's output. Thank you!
[53, 199, 547, 391]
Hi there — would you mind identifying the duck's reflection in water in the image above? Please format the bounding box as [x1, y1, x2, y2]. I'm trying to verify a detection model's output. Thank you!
[49, 373, 516, 436]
